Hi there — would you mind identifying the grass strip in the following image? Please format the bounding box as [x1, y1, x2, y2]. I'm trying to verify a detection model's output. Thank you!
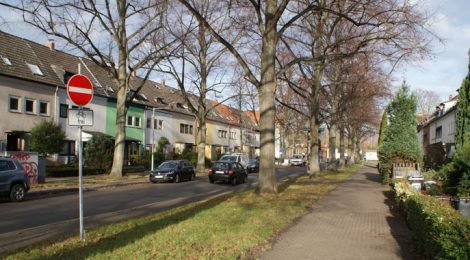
[3, 164, 362, 260]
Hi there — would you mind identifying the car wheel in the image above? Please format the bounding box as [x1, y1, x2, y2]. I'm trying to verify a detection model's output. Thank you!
[243, 175, 248, 184]
[231, 177, 237, 186]
[190, 173, 195, 181]
[175, 174, 180, 183]
[10, 184, 26, 202]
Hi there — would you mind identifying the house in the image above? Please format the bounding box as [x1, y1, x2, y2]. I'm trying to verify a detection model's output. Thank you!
[0, 30, 260, 165]
[417, 96, 458, 167]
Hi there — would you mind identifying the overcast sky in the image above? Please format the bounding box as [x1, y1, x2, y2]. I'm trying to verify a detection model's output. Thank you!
[1, 0, 469, 101]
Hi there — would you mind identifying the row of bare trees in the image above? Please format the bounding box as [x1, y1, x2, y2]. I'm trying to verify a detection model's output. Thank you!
[1, 0, 438, 194]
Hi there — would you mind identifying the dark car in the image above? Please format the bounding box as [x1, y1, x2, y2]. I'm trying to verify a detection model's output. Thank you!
[0, 157, 30, 202]
[149, 160, 195, 183]
[208, 161, 247, 185]
[247, 159, 259, 173]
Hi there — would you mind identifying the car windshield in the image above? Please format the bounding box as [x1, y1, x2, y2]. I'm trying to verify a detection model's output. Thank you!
[220, 155, 236, 162]
[212, 162, 230, 170]
[158, 161, 178, 170]
[249, 159, 258, 164]
[292, 155, 303, 159]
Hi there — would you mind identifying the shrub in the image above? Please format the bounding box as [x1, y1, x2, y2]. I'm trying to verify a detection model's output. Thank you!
[439, 142, 470, 196]
[393, 182, 470, 259]
[84, 133, 113, 170]
[30, 120, 65, 156]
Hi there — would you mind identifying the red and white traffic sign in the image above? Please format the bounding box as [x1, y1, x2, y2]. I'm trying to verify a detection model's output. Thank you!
[67, 74, 94, 106]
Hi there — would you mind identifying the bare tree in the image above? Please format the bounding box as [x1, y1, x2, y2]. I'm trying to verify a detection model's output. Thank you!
[0, 0, 175, 176]
[276, 0, 436, 174]
[176, 0, 335, 193]
[156, 1, 235, 174]
[413, 88, 441, 116]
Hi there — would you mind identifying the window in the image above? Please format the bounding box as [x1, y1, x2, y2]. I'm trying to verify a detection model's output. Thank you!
[0, 160, 16, 171]
[60, 141, 76, 156]
[9, 96, 20, 112]
[218, 130, 227, 139]
[230, 132, 236, 140]
[39, 101, 49, 115]
[60, 104, 68, 118]
[436, 126, 442, 139]
[26, 63, 44, 76]
[146, 118, 151, 128]
[63, 71, 74, 84]
[1, 56, 12, 66]
[25, 99, 35, 114]
[180, 124, 193, 134]
[127, 116, 133, 126]
[154, 119, 163, 130]
[135, 117, 141, 128]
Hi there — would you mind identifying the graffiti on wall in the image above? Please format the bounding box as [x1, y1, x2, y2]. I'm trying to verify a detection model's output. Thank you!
[7, 152, 38, 184]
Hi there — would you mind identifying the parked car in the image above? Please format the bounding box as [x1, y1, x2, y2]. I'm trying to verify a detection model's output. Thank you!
[219, 153, 249, 169]
[149, 160, 195, 183]
[289, 154, 306, 166]
[0, 157, 30, 202]
[208, 161, 248, 185]
[247, 159, 259, 173]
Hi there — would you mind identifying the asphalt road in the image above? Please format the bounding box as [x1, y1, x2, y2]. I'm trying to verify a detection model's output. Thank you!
[0, 166, 305, 252]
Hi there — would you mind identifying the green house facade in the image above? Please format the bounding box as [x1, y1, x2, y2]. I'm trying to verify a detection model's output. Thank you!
[106, 99, 145, 164]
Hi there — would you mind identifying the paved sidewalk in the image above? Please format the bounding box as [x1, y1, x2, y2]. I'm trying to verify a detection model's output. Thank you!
[260, 164, 414, 260]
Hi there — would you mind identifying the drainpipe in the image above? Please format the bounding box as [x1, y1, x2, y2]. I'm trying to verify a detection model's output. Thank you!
[54, 86, 59, 161]
[151, 107, 155, 171]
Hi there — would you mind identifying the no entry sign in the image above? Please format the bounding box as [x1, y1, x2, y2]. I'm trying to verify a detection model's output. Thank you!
[67, 74, 94, 106]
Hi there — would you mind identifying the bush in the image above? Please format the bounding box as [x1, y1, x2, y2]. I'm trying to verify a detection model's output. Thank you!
[84, 133, 113, 170]
[439, 142, 470, 196]
[30, 120, 65, 156]
[46, 167, 106, 177]
[393, 182, 470, 259]
[378, 162, 390, 183]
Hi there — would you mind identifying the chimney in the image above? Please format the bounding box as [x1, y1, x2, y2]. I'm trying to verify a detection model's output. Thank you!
[161, 79, 165, 87]
[47, 39, 55, 50]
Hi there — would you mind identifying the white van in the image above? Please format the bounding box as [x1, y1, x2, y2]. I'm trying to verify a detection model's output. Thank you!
[219, 153, 250, 169]
[289, 154, 305, 166]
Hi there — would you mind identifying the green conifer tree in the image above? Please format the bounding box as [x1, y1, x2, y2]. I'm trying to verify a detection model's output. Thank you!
[378, 82, 422, 165]
[455, 50, 470, 150]
[378, 111, 387, 146]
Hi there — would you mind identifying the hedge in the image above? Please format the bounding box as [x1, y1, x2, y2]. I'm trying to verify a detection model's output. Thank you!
[46, 165, 146, 177]
[393, 182, 470, 259]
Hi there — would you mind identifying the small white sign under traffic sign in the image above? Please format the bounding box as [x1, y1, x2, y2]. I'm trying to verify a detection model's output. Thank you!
[68, 109, 94, 126]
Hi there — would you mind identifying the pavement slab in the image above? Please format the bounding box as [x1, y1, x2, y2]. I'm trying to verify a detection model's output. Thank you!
[260, 164, 415, 260]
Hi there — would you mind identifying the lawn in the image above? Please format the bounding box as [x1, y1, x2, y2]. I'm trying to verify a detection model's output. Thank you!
[3, 164, 362, 260]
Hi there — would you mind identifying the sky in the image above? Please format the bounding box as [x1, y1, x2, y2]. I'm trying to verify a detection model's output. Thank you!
[394, 0, 470, 100]
[1, 0, 469, 101]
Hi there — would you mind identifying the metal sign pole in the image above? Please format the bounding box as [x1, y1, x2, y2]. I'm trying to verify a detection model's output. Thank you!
[78, 108, 84, 241]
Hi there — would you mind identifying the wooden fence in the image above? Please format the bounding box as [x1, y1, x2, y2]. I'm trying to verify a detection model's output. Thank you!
[392, 162, 420, 179]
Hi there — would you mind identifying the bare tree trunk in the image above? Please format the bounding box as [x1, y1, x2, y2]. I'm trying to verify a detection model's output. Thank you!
[257, 0, 277, 194]
[355, 137, 361, 163]
[196, 115, 206, 174]
[308, 118, 320, 174]
[339, 128, 345, 167]
[110, 84, 128, 177]
[110, 6, 128, 177]
[328, 122, 337, 170]
[348, 133, 355, 165]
